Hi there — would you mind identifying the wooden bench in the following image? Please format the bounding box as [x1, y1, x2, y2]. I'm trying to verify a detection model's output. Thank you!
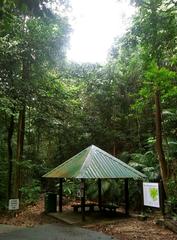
[71, 203, 97, 212]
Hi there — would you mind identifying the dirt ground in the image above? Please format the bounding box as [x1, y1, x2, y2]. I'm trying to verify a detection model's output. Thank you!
[0, 197, 58, 227]
[87, 217, 177, 240]
[0, 197, 177, 240]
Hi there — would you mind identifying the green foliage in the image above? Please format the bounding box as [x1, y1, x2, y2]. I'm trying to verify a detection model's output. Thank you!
[0, 0, 177, 213]
[101, 180, 123, 203]
[132, 61, 176, 112]
[62, 179, 80, 198]
[130, 149, 160, 181]
[86, 180, 99, 200]
[128, 180, 143, 211]
[62, 179, 124, 205]
[20, 180, 41, 205]
[0, 0, 70, 207]
[117, 151, 131, 164]
[87, 179, 123, 204]
[166, 178, 177, 214]
[0, 166, 8, 210]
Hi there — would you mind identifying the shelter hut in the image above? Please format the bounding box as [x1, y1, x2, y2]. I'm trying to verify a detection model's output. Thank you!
[43, 145, 146, 221]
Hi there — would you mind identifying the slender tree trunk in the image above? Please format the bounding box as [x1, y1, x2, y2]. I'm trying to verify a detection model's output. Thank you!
[15, 105, 26, 198]
[37, 128, 40, 156]
[15, 48, 30, 198]
[7, 115, 14, 199]
[136, 115, 142, 149]
[112, 142, 116, 156]
[154, 90, 168, 194]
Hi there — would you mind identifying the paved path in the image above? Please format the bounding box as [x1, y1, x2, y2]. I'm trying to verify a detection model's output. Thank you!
[0, 223, 115, 240]
[0, 224, 22, 234]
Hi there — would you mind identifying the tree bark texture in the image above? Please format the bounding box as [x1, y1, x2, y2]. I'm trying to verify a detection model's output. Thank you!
[7, 115, 14, 199]
[112, 142, 116, 156]
[15, 52, 29, 198]
[155, 90, 168, 194]
[15, 105, 26, 198]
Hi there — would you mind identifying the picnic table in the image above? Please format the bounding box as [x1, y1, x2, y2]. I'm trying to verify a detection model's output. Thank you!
[71, 202, 119, 213]
[100, 203, 119, 213]
[71, 203, 98, 212]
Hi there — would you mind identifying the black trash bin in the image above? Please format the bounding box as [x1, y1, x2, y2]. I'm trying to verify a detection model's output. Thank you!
[45, 192, 57, 213]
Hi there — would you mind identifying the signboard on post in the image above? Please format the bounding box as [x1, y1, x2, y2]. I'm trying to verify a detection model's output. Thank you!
[143, 182, 160, 208]
[8, 199, 19, 210]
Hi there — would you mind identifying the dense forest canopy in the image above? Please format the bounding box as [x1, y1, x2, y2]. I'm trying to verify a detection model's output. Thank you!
[0, 0, 177, 213]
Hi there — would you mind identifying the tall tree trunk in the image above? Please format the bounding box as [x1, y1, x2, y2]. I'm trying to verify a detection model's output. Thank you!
[7, 114, 14, 199]
[15, 47, 30, 198]
[15, 105, 26, 198]
[112, 142, 116, 156]
[136, 115, 142, 149]
[155, 90, 168, 194]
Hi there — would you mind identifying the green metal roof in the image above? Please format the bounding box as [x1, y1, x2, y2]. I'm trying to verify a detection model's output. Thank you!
[43, 145, 146, 180]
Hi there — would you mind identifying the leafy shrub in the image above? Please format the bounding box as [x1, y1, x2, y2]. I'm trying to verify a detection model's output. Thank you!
[87, 179, 123, 204]
[20, 180, 41, 204]
[0, 155, 8, 210]
[130, 151, 160, 181]
[61, 178, 123, 204]
[60, 179, 80, 199]
[166, 178, 177, 215]
[0, 169, 8, 210]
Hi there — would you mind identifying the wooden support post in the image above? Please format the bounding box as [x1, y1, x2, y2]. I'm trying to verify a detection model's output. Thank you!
[160, 179, 165, 216]
[125, 178, 129, 216]
[59, 178, 63, 212]
[138, 180, 144, 213]
[98, 178, 102, 211]
[81, 179, 85, 221]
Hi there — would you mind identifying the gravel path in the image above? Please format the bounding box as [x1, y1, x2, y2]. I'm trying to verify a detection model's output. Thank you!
[0, 223, 115, 240]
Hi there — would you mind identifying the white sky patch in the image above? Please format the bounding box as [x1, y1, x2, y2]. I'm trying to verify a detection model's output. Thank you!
[67, 0, 136, 64]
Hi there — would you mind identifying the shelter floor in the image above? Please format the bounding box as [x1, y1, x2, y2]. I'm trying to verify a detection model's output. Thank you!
[48, 208, 127, 226]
